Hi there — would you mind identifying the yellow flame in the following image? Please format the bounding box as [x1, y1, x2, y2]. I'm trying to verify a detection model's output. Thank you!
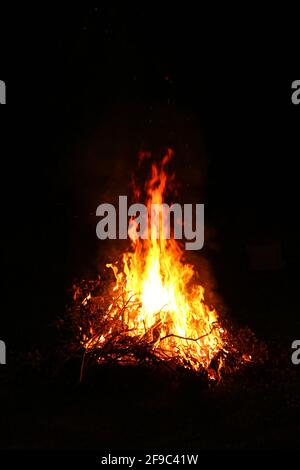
[104, 150, 224, 371]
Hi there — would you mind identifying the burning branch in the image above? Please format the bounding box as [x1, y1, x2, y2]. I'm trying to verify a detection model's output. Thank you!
[63, 151, 266, 382]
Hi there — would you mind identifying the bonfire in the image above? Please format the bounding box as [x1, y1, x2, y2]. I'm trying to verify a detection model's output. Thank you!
[66, 150, 263, 381]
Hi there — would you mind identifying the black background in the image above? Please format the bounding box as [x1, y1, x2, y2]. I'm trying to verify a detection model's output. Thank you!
[1, 5, 299, 452]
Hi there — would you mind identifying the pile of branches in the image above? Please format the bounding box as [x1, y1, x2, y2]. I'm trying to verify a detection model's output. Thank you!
[61, 278, 267, 382]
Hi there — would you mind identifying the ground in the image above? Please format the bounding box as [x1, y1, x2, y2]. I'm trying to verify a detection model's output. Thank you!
[4, 344, 300, 450]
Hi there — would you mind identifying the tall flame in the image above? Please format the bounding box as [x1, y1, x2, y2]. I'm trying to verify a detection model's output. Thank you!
[103, 149, 224, 371]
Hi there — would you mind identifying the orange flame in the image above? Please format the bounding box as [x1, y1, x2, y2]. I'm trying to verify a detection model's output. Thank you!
[97, 149, 225, 372]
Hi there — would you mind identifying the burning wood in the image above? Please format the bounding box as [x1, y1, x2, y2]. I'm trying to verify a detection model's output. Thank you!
[65, 150, 265, 381]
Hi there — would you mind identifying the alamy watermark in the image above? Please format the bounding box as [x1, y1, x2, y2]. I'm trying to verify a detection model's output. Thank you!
[291, 80, 300, 105]
[0, 81, 7, 363]
[0, 340, 6, 364]
[96, 196, 204, 250]
[291, 340, 300, 365]
[0, 80, 6, 104]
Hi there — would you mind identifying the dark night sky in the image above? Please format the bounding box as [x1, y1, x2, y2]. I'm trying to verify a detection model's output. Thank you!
[1, 6, 299, 346]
